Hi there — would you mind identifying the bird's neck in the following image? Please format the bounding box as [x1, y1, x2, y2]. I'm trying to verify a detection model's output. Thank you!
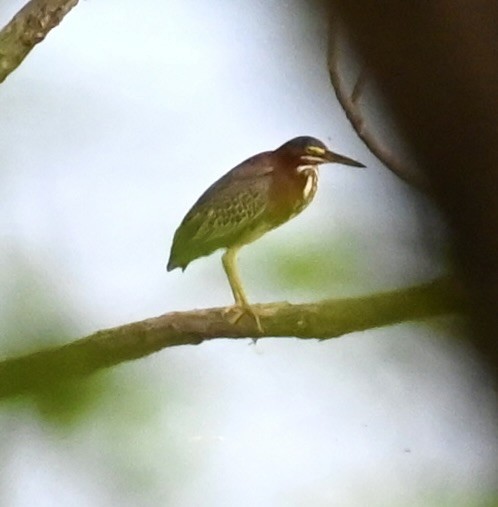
[296, 165, 319, 202]
[266, 162, 319, 226]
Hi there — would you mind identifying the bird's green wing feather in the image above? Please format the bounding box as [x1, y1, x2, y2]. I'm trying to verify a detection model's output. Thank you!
[187, 174, 270, 242]
[168, 169, 273, 269]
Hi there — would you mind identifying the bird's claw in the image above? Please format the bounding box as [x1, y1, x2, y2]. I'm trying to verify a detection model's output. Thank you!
[223, 304, 263, 337]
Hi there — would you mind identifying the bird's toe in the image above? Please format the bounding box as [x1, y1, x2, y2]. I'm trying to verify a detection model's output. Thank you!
[223, 304, 263, 336]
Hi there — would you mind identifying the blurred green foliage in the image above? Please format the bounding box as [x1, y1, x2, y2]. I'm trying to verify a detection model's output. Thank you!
[0, 245, 189, 504]
[255, 230, 362, 298]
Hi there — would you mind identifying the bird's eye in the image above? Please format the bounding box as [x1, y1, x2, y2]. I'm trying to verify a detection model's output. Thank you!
[306, 146, 326, 156]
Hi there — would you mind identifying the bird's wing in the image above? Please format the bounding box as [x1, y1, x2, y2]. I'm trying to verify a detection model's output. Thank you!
[168, 171, 272, 270]
[167, 153, 276, 269]
[186, 172, 271, 242]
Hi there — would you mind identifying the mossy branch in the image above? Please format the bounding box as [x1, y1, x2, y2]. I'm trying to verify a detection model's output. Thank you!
[0, 0, 79, 83]
[0, 277, 463, 399]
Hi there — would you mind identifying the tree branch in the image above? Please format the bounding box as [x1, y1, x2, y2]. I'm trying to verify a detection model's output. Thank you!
[328, 20, 429, 192]
[0, 0, 79, 83]
[0, 277, 463, 399]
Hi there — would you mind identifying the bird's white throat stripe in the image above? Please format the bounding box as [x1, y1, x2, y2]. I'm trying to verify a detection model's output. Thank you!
[303, 173, 314, 199]
[297, 164, 316, 173]
[299, 167, 318, 200]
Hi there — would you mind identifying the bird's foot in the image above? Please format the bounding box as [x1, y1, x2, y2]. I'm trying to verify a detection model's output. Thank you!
[223, 304, 263, 337]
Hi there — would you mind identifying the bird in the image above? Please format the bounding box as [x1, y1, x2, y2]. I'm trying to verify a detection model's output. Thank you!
[167, 136, 365, 330]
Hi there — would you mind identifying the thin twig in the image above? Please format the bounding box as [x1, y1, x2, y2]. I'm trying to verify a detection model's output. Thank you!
[0, 0, 79, 83]
[351, 67, 367, 105]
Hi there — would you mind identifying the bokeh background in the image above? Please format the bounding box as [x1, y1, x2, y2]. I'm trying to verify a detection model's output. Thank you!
[0, 1, 497, 506]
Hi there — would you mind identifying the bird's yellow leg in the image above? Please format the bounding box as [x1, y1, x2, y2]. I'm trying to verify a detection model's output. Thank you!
[222, 247, 248, 305]
[222, 248, 263, 333]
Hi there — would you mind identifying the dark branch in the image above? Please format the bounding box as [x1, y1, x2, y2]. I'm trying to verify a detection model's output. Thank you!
[0, 0, 79, 83]
[328, 21, 429, 192]
[0, 277, 463, 399]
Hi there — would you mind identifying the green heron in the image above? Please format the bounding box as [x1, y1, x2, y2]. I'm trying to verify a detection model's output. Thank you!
[167, 136, 364, 330]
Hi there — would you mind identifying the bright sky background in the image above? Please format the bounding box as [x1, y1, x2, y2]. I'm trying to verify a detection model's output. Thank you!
[0, 1, 497, 506]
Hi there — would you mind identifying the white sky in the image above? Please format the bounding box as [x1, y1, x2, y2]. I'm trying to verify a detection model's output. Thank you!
[0, 1, 496, 506]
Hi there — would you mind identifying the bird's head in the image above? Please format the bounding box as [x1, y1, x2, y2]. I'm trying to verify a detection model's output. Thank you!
[275, 136, 365, 169]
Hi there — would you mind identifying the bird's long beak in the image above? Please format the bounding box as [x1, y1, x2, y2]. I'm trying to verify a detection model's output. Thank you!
[324, 150, 365, 168]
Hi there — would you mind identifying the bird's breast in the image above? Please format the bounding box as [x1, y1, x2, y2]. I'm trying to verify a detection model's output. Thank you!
[268, 166, 318, 225]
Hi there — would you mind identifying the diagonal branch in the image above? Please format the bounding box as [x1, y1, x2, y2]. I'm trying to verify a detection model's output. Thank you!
[0, 0, 79, 83]
[0, 277, 463, 399]
[328, 20, 429, 192]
